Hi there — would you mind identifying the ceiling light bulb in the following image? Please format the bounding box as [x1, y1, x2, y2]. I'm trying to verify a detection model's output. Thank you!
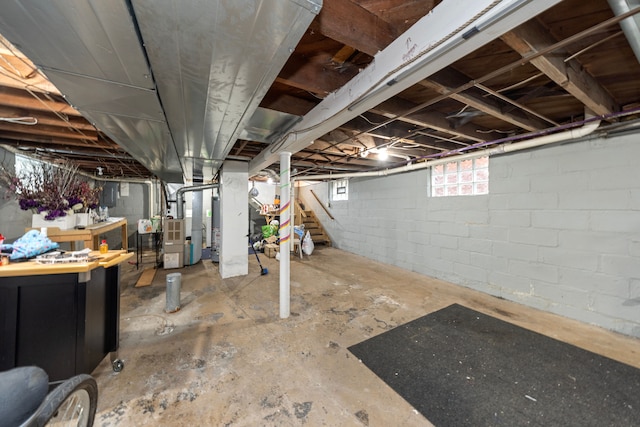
[360, 148, 369, 158]
[267, 177, 273, 184]
[378, 147, 388, 161]
[249, 181, 259, 197]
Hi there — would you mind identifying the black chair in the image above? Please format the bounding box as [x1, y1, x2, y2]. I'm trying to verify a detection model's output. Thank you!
[0, 366, 98, 427]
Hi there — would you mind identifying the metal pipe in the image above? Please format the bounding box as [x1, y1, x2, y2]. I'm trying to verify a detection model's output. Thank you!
[608, 0, 640, 64]
[176, 183, 219, 219]
[279, 152, 291, 319]
[191, 189, 203, 264]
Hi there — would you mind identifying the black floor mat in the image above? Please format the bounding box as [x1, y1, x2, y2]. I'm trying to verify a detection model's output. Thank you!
[348, 304, 640, 426]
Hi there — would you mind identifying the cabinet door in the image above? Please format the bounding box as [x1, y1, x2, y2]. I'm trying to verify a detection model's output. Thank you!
[0, 285, 19, 370]
[78, 267, 107, 374]
[17, 276, 78, 382]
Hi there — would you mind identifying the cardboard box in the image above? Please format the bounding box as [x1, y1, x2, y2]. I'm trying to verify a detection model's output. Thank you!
[264, 243, 279, 258]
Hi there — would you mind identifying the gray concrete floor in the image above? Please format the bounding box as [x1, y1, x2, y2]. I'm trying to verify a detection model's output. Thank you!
[92, 246, 640, 426]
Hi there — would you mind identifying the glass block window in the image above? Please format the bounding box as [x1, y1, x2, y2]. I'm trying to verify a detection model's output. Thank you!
[331, 179, 348, 201]
[431, 156, 489, 197]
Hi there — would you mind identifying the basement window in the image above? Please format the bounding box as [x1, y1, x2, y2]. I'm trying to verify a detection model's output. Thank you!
[431, 156, 489, 197]
[331, 179, 349, 201]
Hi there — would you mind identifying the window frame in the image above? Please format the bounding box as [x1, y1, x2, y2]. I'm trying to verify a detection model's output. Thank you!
[330, 178, 349, 201]
[430, 156, 489, 197]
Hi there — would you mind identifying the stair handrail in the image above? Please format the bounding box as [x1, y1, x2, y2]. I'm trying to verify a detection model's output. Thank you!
[310, 190, 335, 220]
[295, 199, 307, 218]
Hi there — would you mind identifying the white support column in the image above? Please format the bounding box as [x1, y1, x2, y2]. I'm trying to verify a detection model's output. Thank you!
[279, 152, 292, 318]
[219, 160, 248, 278]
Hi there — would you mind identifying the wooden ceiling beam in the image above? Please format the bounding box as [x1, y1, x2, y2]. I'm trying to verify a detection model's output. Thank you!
[501, 19, 618, 116]
[260, 90, 318, 116]
[0, 106, 95, 131]
[0, 134, 120, 150]
[371, 97, 498, 142]
[276, 53, 359, 96]
[2, 141, 128, 157]
[308, 1, 540, 135]
[420, 70, 549, 131]
[291, 158, 370, 173]
[0, 86, 80, 116]
[0, 121, 98, 140]
[314, 0, 399, 56]
[295, 148, 375, 167]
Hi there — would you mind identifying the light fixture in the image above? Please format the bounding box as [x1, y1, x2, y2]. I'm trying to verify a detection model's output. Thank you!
[96, 166, 103, 176]
[360, 147, 369, 158]
[249, 181, 259, 197]
[377, 147, 388, 161]
[267, 177, 273, 184]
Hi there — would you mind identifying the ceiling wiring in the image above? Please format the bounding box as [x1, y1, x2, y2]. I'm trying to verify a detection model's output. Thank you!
[0, 116, 37, 125]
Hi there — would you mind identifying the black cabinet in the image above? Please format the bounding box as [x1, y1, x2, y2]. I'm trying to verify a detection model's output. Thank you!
[0, 266, 120, 383]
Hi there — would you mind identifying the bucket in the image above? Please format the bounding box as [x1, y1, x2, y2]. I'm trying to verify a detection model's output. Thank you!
[165, 272, 182, 313]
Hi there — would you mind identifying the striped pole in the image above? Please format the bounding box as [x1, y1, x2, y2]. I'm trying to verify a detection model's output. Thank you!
[279, 152, 291, 318]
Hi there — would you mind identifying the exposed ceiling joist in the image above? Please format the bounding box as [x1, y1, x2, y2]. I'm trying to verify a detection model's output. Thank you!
[501, 18, 619, 116]
[1, 1, 639, 181]
[250, 0, 565, 175]
[420, 70, 549, 131]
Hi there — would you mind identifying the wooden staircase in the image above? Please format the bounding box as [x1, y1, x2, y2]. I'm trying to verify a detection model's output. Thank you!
[295, 200, 331, 246]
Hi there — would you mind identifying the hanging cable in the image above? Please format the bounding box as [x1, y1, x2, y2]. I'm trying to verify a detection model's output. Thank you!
[0, 116, 37, 125]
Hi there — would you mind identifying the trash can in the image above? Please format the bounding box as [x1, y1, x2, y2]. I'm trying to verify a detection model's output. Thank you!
[165, 272, 182, 313]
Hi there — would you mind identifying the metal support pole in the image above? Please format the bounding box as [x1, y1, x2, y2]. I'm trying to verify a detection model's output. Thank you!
[279, 152, 291, 318]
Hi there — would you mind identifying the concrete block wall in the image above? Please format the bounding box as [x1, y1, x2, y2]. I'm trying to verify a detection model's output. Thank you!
[104, 181, 149, 249]
[299, 132, 640, 338]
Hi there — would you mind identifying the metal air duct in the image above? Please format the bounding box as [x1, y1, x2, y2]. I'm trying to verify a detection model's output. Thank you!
[607, 0, 640, 64]
[0, 0, 321, 183]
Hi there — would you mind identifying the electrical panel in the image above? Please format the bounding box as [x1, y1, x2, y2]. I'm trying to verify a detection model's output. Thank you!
[100, 182, 118, 208]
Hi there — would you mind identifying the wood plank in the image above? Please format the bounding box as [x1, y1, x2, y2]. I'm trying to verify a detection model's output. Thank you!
[314, 0, 399, 56]
[135, 267, 156, 288]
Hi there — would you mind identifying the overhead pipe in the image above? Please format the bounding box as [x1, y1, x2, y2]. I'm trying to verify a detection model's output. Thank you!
[608, 0, 640, 64]
[301, 119, 602, 181]
[176, 183, 219, 219]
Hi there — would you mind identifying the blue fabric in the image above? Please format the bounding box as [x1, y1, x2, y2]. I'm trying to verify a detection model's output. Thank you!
[0, 229, 59, 260]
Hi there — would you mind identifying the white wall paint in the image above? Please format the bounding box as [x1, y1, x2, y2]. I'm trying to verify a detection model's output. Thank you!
[299, 132, 640, 338]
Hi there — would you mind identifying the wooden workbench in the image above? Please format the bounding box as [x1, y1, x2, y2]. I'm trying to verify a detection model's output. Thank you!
[0, 250, 133, 277]
[0, 250, 133, 382]
[26, 217, 128, 251]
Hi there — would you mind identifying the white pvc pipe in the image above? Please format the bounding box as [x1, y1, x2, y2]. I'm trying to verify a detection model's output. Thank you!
[279, 152, 292, 318]
[302, 120, 601, 181]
